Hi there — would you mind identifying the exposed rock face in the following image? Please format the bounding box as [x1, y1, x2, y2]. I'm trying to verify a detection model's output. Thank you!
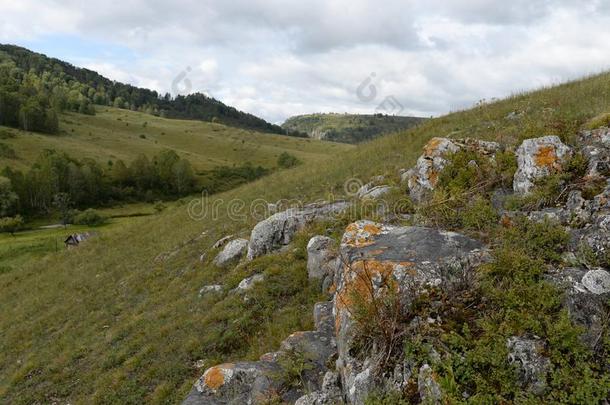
[294, 371, 343, 405]
[213, 238, 248, 267]
[547, 267, 610, 350]
[402, 137, 500, 202]
[513, 136, 572, 194]
[333, 220, 490, 404]
[579, 127, 610, 178]
[247, 201, 350, 260]
[418, 364, 442, 404]
[184, 302, 338, 405]
[307, 236, 338, 288]
[506, 336, 550, 395]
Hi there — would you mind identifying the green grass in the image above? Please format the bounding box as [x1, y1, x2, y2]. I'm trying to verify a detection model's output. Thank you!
[0, 106, 352, 173]
[2, 72, 610, 404]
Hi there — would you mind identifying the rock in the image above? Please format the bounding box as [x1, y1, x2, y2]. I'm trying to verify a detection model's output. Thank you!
[307, 236, 338, 282]
[213, 238, 248, 267]
[417, 364, 442, 404]
[513, 136, 572, 194]
[402, 137, 500, 202]
[199, 284, 223, 297]
[333, 220, 490, 404]
[234, 274, 265, 292]
[547, 267, 610, 350]
[247, 201, 350, 260]
[212, 235, 234, 250]
[571, 213, 610, 263]
[578, 127, 610, 178]
[294, 371, 343, 405]
[183, 361, 284, 405]
[358, 185, 392, 200]
[506, 336, 550, 395]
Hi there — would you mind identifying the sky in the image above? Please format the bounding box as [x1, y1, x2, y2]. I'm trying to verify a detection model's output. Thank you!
[1, 0, 610, 124]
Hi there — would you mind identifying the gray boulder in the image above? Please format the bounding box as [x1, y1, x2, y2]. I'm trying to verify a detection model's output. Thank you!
[247, 201, 350, 260]
[307, 236, 338, 284]
[213, 238, 248, 267]
[233, 274, 265, 293]
[506, 336, 550, 395]
[418, 364, 442, 404]
[402, 137, 500, 202]
[578, 127, 610, 179]
[333, 220, 490, 404]
[547, 267, 610, 350]
[513, 136, 572, 194]
[212, 235, 234, 250]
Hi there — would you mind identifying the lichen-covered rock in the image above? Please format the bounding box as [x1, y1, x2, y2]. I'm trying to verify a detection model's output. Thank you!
[570, 213, 610, 263]
[333, 220, 490, 404]
[513, 136, 572, 194]
[418, 364, 442, 404]
[183, 361, 284, 405]
[547, 267, 610, 350]
[294, 371, 343, 405]
[578, 127, 610, 179]
[233, 274, 265, 293]
[402, 137, 500, 202]
[247, 201, 350, 260]
[213, 238, 248, 267]
[307, 236, 338, 284]
[199, 284, 223, 297]
[506, 336, 550, 395]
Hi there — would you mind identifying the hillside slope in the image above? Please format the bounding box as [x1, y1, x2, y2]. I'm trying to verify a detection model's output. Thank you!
[0, 106, 351, 173]
[282, 113, 425, 143]
[1, 72, 610, 404]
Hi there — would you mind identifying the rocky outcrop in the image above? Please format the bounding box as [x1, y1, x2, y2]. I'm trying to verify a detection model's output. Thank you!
[547, 267, 610, 350]
[247, 201, 350, 260]
[418, 364, 442, 404]
[402, 137, 500, 202]
[513, 136, 572, 194]
[307, 236, 338, 291]
[333, 220, 490, 404]
[507, 336, 550, 395]
[213, 238, 248, 267]
[579, 127, 610, 179]
[184, 302, 338, 405]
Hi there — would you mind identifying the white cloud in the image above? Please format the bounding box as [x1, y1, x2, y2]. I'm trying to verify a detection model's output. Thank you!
[1, 0, 609, 123]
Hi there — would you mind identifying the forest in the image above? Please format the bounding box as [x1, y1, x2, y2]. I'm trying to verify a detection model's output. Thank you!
[0, 44, 285, 134]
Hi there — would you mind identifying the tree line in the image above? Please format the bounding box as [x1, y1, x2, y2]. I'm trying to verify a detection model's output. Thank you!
[0, 149, 196, 220]
[0, 44, 286, 135]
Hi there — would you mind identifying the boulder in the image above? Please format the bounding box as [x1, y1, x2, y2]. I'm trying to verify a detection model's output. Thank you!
[183, 361, 284, 405]
[333, 220, 490, 404]
[212, 235, 234, 250]
[233, 274, 265, 293]
[547, 267, 610, 350]
[294, 371, 343, 405]
[307, 236, 338, 284]
[417, 364, 442, 404]
[199, 284, 223, 297]
[578, 127, 610, 179]
[213, 238, 248, 267]
[506, 336, 550, 395]
[247, 201, 350, 260]
[513, 136, 572, 194]
[402, 137, 500, 202]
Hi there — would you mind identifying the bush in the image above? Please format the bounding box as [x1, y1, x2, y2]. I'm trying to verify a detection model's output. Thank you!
[277, 152, 300, 169]
[74, 209, 107, 226]
[0, 215, 24, 235]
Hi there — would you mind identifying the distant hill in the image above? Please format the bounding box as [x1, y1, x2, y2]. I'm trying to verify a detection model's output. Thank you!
[0, 44, 285, 134]
[282, 113, 425, 143]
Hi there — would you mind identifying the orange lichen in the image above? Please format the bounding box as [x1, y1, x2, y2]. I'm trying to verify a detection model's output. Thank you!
[204, 364, 231, 390]
[534, 146, 558, 168]
[423, 137, 443, 156]
[362, 223, 382, 235]
[427, 168, 439, 187]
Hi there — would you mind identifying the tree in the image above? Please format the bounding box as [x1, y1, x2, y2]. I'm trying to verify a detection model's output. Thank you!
[0, 215, 23, 236]
[52, 192, 72, 226]
[0, 176, 18, 217]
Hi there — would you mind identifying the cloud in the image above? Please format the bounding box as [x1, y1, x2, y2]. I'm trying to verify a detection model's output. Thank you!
[1, 0, 609, 123]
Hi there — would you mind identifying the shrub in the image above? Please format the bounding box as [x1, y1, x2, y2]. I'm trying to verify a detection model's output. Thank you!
[0, 142, 17, 158]
[463, 196, 498, 231]
[583, 112, 610, 130]
[277, 152, 300, 169]
[74, 209, 107, 226]
[0, 215, 24, 235]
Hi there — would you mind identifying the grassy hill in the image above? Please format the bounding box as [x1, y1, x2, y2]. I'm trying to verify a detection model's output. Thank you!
[282, 112, 425, 143]
[0, 106, 351, 173]
[1, 72, 610, 404]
